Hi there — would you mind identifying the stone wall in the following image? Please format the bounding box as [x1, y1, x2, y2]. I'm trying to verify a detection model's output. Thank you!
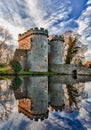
[49, 64, 91, 75]
[18, 36, 31, 50]
[49, 75, 91, 85]
[14, 49, 30, 71]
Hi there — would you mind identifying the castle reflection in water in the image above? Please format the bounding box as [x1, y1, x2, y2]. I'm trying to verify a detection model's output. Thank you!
[11, 76, 90, 121]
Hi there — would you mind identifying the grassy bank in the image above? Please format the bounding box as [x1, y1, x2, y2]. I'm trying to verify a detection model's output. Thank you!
[0, 65, 12, 73]
[0, 66, 57, 76]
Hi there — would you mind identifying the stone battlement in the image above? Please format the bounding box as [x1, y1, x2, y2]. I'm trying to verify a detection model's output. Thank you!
[18, 105, 49, 121]
[49, 35, 64, 42]
[49, 105, 65, 112]
[18, 27, 48, 41]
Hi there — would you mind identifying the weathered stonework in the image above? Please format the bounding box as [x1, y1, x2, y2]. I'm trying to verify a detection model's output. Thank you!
[49, 64, 91, 75]
[14, 49, 29, 71]
[49, 35, 64, 65]
[18, 28, 48, 50]
[18, 27, 48, 72]
[14, 76, 48, 121]
[15, 27, 65, 72]
[14, 27, 91, 75]
[27, 77, 48, 118]
[18, 36, 31, 50]
[49, 79, 64, 111]
[49, 75, 91, 86]
[27, 35, 48, 72]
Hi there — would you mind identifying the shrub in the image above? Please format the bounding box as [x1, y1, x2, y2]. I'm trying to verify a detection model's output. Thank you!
[0, 64, 5, 67]
[10, 76, 22, 90]
[9, 60, 22, 74]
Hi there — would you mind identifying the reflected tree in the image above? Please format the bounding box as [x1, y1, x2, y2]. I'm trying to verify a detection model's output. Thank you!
[65, 82, 88, 111]
[0, 79, 14, 121]
[66, 84, 79, 110]
[10, 76, 22, 90]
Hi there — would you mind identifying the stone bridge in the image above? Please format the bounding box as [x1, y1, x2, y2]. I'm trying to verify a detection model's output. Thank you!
[49, 64, 91, 75]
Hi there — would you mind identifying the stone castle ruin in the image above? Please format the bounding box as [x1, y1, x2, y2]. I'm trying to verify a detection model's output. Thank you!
[14, 27, 64, 72]
[14, 27, 91, 75]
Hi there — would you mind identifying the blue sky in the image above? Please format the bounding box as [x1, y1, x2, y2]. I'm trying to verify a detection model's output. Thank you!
[69, 0, 87, 18]
[0, 0, 91, 58]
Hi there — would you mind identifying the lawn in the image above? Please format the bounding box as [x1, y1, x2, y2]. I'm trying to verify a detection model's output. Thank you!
[0, 65, 12, 73]
[0, 65, 57, 75]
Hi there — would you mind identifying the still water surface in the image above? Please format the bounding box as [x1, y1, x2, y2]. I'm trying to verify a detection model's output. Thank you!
[0, 75, 91, 130]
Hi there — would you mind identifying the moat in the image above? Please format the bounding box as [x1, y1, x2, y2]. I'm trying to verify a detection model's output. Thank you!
[0, 75, 91, 130]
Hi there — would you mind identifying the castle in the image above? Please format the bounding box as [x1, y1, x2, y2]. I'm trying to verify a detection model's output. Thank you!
[13, 76, 64, 121]
[14, 27, 64, 72]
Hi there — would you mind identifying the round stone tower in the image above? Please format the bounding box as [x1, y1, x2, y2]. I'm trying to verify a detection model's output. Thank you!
[17, 76, 49, 121]
[18, 27, 48, 72]
[48, 77, 64, 112]
[49, 35, 64, 65]
[27, 76, 49, 121]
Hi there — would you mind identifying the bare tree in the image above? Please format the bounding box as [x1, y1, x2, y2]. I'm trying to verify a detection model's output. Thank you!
[0, 26, 13, 64]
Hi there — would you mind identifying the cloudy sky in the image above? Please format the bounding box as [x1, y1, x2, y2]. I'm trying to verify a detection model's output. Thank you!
[0, 0, 91, 58]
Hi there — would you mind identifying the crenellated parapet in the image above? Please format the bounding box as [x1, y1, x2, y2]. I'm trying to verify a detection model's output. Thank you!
[49, 35, 64, 42]
[18, 105, 49, 121]
[18, 27, 48, 41]
[49, 104, 65, 112]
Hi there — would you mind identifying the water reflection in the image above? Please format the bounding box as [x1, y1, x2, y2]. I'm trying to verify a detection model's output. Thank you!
[12, 77, 48, 121]
[0, 75, 91, 129]
[0, 79, 14, 121]
[9, 75, 90, 121]
[49, 77, 64, 112]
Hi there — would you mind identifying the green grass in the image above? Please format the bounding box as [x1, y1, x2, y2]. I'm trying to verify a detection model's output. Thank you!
[0, 65, 12, 79]
[0, 66, 57, 75]
[0, 65, 11, 73]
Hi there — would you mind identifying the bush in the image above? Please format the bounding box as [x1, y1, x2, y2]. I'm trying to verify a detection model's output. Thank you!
[9, 60, 22, 74]
[0, 64, 5, 67]
[10, 76, 22, 90]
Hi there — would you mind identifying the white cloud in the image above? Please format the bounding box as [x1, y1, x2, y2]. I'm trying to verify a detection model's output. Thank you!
[77, 3, 91, 47]
[87, 0, 91, 5]
[0, 17, 25, 41]
[24, 0, 72, 33]
[26, 122, 47, 130]
[0, 0, 26, 41]
[76, 1, 91, 60]
[0, 0, 72, 41]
